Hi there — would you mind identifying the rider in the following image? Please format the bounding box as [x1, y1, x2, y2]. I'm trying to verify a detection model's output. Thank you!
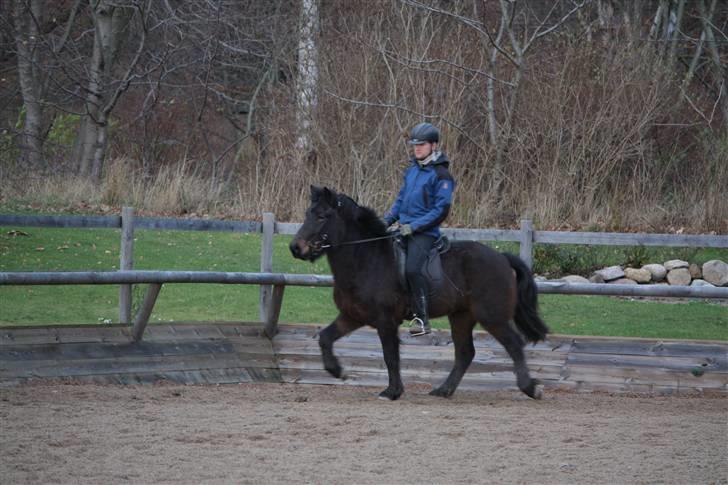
[383, 122, 455, 336]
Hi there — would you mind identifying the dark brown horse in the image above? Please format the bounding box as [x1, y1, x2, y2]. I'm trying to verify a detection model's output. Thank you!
[290, 186, 549, 400]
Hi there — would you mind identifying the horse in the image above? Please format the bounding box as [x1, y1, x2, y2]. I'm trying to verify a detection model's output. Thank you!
[289, 186, 549, 401]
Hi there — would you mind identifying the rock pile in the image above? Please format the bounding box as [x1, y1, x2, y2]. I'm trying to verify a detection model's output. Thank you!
[556, 259, 728, 287]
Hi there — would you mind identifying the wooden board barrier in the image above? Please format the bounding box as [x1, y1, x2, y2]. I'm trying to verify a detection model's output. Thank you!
[1, 323, 726, 395]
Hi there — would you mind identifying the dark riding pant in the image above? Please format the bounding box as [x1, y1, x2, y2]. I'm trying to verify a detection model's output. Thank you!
[404, 233, 436, 305]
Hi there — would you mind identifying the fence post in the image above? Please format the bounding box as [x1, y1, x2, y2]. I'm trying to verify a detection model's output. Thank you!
[132, 283, 162, 342]
[519, 218, 534, 271]
[119, 206, 134, 324]
[264, 285, 285, 339]
[259, 212, 275, 324]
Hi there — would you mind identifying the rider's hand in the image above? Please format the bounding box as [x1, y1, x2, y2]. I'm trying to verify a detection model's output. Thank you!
[386, 222, 400, 233]
[400, 224, 413, 237]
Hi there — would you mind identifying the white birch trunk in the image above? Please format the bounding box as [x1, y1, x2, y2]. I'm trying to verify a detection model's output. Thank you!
[295, 0, 319, 153]
[78, 0, 133, 182]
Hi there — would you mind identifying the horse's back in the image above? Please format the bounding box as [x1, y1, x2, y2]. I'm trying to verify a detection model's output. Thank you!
[441, 240, 517, 296]
[444, 240, 512, 272]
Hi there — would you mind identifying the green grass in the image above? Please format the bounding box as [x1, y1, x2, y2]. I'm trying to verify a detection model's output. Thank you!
[1, 226, 726, 340]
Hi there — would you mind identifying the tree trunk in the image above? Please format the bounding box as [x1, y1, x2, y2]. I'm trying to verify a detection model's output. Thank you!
[295, 0, 319, 155]
[491, 0, 525, 199]
[667, 0, 686, 69]
[13, 0, 44, 167]
[698, 0, 728, 131]
[77, 0, 132, 183]
[78, 1, 107, 177]
[485, 9, 507, 148]
[649, 0, 666, 41]
[90, 113, 109, 183]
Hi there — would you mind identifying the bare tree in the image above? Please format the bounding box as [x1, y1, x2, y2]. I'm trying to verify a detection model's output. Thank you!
[295, 0, 320, 156]
[12, 0, 44, 167]
[74, 0, 152, 183]
[697, 0, 728, 132]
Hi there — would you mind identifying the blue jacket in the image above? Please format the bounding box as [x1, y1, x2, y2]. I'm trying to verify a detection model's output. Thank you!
[384, 152, 455, 237]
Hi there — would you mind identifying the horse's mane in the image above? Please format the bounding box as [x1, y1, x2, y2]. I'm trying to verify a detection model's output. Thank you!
[335, 193, 387, 237]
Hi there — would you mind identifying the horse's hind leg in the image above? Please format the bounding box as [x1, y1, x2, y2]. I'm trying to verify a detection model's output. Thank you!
[319, 314, 362, 379]
[480, 319, 542, 400]
[430, 311, 476, 398]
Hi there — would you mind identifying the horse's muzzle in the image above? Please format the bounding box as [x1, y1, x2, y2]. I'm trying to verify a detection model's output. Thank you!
[290, 239, 315, 261]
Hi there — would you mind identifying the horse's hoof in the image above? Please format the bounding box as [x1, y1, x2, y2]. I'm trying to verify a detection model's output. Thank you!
[325, 364, 344, 379]
[522, 382, 543, 400]
[378, 388, 402, 401]
[429, 387, 453, 398]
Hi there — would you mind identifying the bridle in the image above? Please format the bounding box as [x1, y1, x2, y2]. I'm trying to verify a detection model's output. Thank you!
[305, 195, 400, 254]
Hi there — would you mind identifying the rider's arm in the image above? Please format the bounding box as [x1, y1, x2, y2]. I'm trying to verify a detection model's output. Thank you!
[383, 171, 408, 226]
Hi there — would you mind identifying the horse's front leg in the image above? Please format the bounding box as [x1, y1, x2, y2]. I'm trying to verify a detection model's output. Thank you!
[376, 322, 404, 401]
[319, 314, 362, 379]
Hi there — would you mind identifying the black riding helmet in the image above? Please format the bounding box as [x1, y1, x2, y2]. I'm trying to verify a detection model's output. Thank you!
[408, 122, 440, 145]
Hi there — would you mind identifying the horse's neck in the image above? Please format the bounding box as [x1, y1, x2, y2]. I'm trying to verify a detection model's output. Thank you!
[326, 228, 394, 286]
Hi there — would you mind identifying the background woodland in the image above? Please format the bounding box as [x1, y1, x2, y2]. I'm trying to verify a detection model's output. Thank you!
[1, 0, 726, 232]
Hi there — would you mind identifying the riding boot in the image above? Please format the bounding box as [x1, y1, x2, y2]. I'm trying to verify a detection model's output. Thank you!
[408, 290, 431, 336]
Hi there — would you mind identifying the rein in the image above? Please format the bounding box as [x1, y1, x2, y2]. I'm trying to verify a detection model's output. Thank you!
[318, 233, 399, 250]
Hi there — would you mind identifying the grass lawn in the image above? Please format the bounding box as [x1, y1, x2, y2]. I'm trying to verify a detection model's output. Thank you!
[1, 225, 726, 341]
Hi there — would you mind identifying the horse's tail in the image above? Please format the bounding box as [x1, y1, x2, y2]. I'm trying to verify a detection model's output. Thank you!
[503, 253, 549, 343]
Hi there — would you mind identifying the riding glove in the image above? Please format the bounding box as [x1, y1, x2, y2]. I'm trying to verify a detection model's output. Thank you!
[399, 224, 413, 237]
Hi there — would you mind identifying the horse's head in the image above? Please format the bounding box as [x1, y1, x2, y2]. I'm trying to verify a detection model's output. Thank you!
[290, 186, 346, 262]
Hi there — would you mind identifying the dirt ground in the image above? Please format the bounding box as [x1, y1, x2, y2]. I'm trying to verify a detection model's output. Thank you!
[1, 382, 726, 485]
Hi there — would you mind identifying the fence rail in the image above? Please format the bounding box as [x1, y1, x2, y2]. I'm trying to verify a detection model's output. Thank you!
[533, 230, 726, 247]
[1, 209, 727, 340]
[0, 270, 334, 286]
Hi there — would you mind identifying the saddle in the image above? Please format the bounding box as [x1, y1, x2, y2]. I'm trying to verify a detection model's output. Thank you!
[393, 235, 451, 298]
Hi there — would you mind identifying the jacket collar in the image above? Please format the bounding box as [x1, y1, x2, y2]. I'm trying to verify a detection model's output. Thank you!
[411, 151, 449, 168]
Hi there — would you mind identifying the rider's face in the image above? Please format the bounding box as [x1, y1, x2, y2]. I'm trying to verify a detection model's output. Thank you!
[413, 142, 436, 160]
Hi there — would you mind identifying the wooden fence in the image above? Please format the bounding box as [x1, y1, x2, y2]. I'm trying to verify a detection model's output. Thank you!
[1, 323, 726, 395]
[1, 209, 727, 394]
[1, 208, 727, 336]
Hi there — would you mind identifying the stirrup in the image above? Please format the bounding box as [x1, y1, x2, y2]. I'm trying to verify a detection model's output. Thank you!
[408, 316, 430, 336]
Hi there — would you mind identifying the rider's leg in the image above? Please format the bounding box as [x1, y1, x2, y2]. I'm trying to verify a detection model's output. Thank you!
[405, 233, 436, 336]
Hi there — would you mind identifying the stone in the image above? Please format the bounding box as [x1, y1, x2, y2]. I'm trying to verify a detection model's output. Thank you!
[689, 263, 702, 280]
[642, 264, 666, 282]
[624, 267, 651, 284]
[702, 260, 728, 287]
[594, 266, 624, 282]
[589, 274, 605, 284]
[609, 278, 638, 285]
[664, 259, 689, 271]
[534, 275, 548, 282]
[690, 279, 715, 287]
[561, 275, 591, 284]
[666, 268, 691, 286]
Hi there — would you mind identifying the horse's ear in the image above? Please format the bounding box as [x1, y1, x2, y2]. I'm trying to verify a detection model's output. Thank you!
[310, 186, 336, 206]
[321, 187, 337, 206]
[311, 185, 331, 203]
[310, 185, 323, 201]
